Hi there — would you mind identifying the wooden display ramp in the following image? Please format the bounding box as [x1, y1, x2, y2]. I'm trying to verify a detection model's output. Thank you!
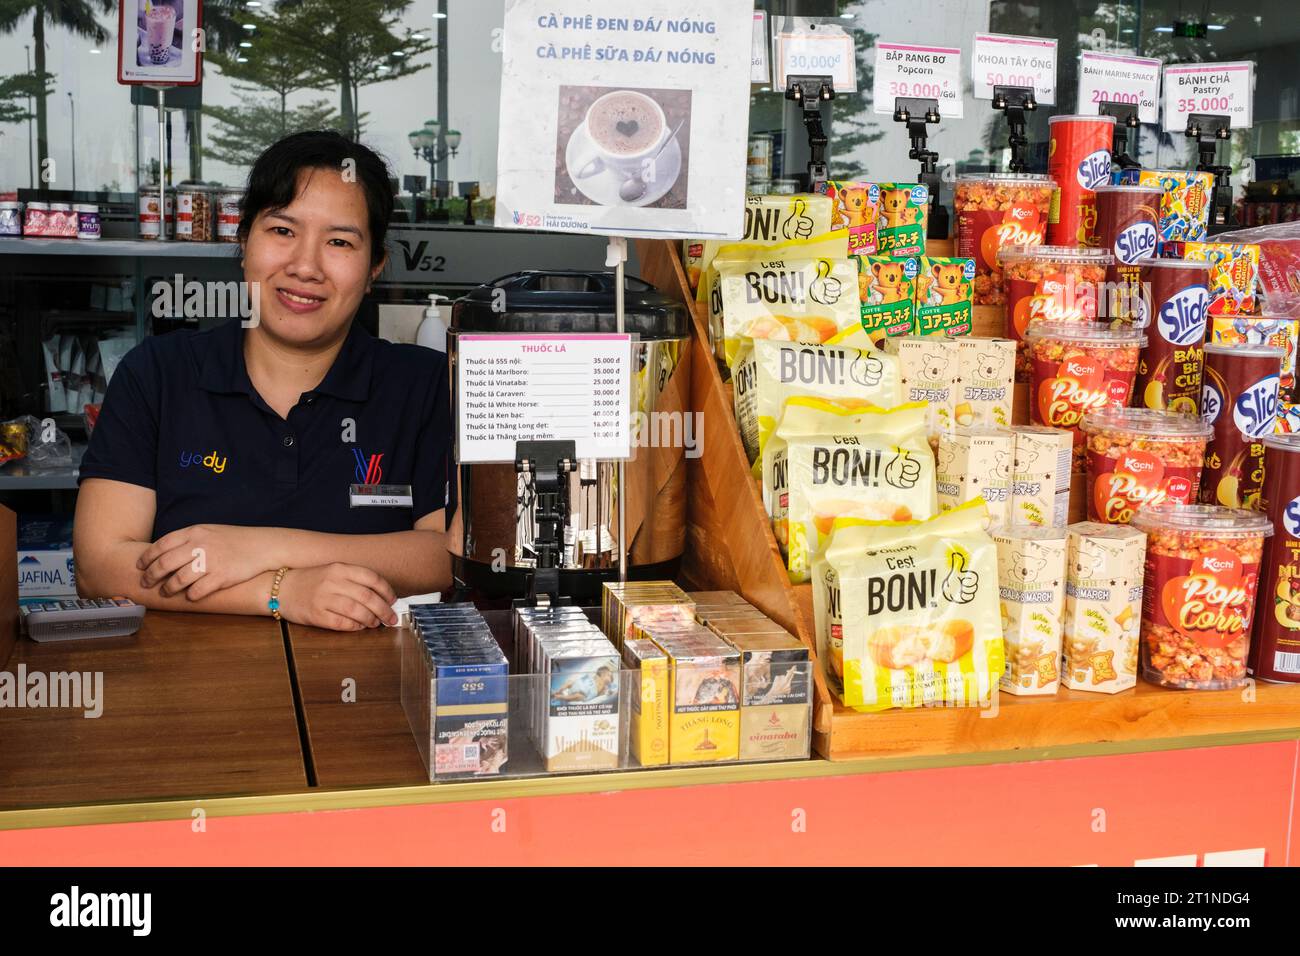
[632, 238, 1170, 761]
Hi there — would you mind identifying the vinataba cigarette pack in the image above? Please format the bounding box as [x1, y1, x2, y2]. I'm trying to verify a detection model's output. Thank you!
[653, 628, 741, 764]
[857, 255, 918, 341]
[913, 257, 976, 336]
[720, 631, 812, 760]
[818, 180, 880, 255]
[1062, 522, 1146, 693]
[936, 427, 1014, 530]
[622, 638, 669, 767]
[539, 637, 621, 773]
[1010, 426, 1073, 528]
[993, 527, 1068, 696]
[875, 182, 929, 257]
[953, 337, 1015, 428]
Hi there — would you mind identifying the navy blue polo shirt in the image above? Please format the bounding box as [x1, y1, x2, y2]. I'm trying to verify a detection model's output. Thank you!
[79, 319, 453, 539]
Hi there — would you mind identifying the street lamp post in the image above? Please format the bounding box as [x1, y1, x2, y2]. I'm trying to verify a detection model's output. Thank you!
[68, 92, 76, 192]
[25, 46, 33, 188]
[408, 120, 462, 221]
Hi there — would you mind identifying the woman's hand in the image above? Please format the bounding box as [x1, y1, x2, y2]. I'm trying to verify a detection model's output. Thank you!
[276, 563, 399, 631]
[138, 524, 280, 599]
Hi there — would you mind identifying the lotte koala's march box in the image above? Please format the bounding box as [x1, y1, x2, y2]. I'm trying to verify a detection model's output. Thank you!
[857, 255, 917, 341]
[1062, 522, 1146, 693]
[993, 527, 1068, 696]
[913, 257, 976, 337]
[936, 427, 1014, 529]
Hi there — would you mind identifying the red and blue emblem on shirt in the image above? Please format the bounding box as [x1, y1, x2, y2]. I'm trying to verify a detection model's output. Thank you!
[352, 448, 384, 484]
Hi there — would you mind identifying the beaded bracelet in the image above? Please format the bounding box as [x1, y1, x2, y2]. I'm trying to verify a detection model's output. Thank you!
[269, 566, 289, 621]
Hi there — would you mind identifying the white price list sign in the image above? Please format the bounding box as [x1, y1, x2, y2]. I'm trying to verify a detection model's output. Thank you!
[1162, 61, 1253, 133]
[456, 334, 632, 464]
[1078, 51, 1162, 124]
[971, 33, 1057, 105]
[873, 42, 963, 118]
[774, 26, 857, 92]
[751, 11, 769, 83]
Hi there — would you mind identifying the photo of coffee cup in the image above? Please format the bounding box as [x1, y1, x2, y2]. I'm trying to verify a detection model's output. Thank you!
[556, 85, 691, 209]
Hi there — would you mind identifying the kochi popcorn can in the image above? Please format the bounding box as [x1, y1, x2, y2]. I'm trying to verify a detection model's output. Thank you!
[1134, 258, 1211, 413]
[1251, 433, 1300, 682]
[1095, 184, 1161, 323]
[1046, 114, 1116, 247]
[1200, 342, 1284, 510]
[1131, 503, 1272, 690]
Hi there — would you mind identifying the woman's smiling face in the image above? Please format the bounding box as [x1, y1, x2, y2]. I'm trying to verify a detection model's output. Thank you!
[242, 167, 385, 348]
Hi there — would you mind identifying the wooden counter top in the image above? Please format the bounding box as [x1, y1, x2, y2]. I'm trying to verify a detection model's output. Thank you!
[0, 612, 307, 810]
[284, 622, 427, 789]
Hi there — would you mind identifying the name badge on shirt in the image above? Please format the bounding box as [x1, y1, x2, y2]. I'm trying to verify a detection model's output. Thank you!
[349, 483, 414, 508]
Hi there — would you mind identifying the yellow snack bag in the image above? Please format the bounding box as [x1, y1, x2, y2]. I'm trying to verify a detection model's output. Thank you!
[690, 193, 836, 297]
[706, 232, 850, 362]
[762, 399, 936, 584]
[716, 254, 864, 368]
[733, 338, 903, 473]
[812, 500, 1004, 710]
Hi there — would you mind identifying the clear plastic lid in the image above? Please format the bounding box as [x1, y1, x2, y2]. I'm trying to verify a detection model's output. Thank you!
[49, 203, 71, 211]
[1264, 433, 1300, 453]
[1204, 342, 1287, 359]
[0, 201, 20, 209]
[1093, 183, 1163, 194]
[25, 202, 48, 210]
[73, 204, 98, 213]
[1080, 407, 1212, 440]
[1130, 503, 1273, 537]
[1048, 114, 1117, 125]
[1023, 321, 1146, 347]
[998, 244, 1112, 266]
[1136, 257, 1211, 271]
[956, 172, 1054, 184]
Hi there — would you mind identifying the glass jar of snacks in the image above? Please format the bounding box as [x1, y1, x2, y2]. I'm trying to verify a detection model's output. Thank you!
[1130, 503, 1272, 690]
[1024, 322, 1146, 469]
[1080, 408, 1212, 525]
[955, 173, 1055, 306]
[999, 244, 1112, 381]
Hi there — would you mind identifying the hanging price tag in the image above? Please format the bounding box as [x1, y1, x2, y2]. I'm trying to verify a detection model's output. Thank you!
[751, 11, 770, 84]
[774, 23, 857, 92]
[971, 33, 1057, 105]
[872, 42, 963, 118]
[1162, 61, 1253, 133]
[1078, 52, 1162, 124]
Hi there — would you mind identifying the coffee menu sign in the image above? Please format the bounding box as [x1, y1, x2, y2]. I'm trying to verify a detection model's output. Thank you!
[495, 0, 753, 240]
[117, 0, 203, 86]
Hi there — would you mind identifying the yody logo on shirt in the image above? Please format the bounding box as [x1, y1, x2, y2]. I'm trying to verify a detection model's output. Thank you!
[180, 450, 228, 474]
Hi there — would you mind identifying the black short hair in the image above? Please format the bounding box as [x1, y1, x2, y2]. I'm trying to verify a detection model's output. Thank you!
[237, 130, 394, 266]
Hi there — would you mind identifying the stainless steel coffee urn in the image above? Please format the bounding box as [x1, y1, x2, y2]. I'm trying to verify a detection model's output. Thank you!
[448, 271, 691, 601]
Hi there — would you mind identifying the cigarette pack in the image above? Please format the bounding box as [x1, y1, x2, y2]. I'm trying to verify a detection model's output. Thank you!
[1062, 522, 1146, 693]
[539, 637, 621, 773]
[653, 628, 741, 764]
[993, 527, 1068, 696]
[936, 427, 1014, 529]
[720, 631, 812, 760]
[601, 581, 695, 649]
[1010, 426, 1073, 528]
[400, 604, 510, 780]
[623, 638, 669, 767]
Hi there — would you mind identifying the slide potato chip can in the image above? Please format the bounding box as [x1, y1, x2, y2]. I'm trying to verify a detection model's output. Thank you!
[1134, 258, 1211, 413]
[1095, 184, 1161, 322]
[1046, 114, 1115, 247]
[1114, 168, 1216, 245]
[1251, 434, 1300, 682]
[1200, 342, 1284, 510]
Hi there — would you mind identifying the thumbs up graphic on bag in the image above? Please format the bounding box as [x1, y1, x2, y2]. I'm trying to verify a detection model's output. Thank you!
[884, 448, 921, 489]
[809, 259, 842, 305]
[782, 198, 814, 240]
[942, 550, 980, 605]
